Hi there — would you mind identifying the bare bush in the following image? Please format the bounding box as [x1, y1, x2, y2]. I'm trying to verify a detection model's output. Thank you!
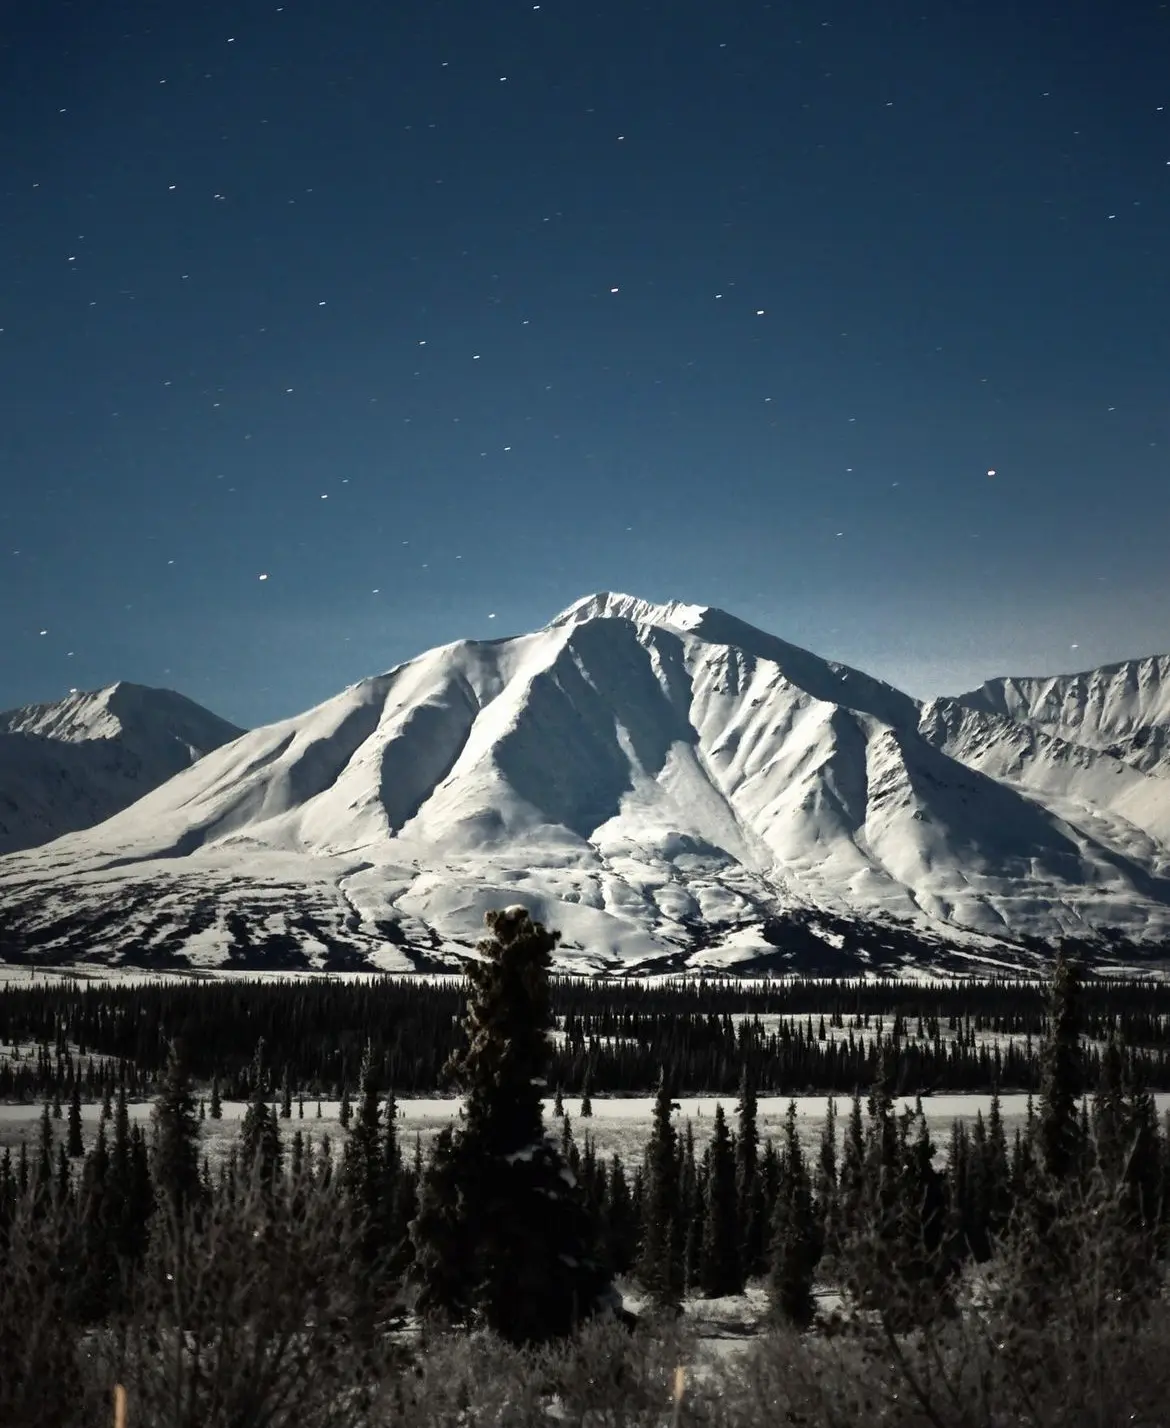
[375, 1313, 710, 1427]
[99, 1166, 402, 1428]
[0, 1192, 104, 1428]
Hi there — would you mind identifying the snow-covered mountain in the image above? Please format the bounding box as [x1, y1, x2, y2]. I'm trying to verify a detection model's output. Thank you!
[0, 683, 243, 854]
[955, 656, 1170, 778]
[2, 597, 1169, 974]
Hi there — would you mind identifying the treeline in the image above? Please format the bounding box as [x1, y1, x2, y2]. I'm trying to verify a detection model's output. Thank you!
[3, 921, 1170, 1427]
[6, 971, 1170, 1102]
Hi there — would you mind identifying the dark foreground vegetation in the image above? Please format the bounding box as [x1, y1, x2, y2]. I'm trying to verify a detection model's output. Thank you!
[6, 967, 1170, 1100]
[3, 926, 1170, 1426]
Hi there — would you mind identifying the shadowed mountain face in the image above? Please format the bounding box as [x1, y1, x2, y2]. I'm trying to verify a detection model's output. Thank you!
[0, 683, 243, 854]
[2, 595, 1169, 974]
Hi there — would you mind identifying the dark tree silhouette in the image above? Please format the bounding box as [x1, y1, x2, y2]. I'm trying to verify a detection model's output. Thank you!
[410, 908, 613, 1344]
[699, 1104, 743, 1297]
[151, 1041, 201, 1219]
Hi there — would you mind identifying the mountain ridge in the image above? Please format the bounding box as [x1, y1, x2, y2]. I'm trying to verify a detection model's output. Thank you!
[1, 596, 1169, 974]
[0, 683, 244, 854]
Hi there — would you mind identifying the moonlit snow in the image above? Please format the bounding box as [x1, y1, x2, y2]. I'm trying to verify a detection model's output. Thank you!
[0, 683, 242, 854]
[2, 594, 1169, 972]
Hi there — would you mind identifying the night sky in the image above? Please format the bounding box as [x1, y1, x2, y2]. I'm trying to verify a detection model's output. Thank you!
[3, 1, 1168, 728]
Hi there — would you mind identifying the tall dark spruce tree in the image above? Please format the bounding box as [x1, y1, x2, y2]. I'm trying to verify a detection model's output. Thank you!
[1038, 950, 1083, 1183]
[637, 1068, 683, 1310]
[768, 1100, 819, 1328]
[66, 1082, 84, 1159]
[735, 1067, 766, 1278]
[151, 1040, 201, 1219]
[239, 1046, 282, 1191]
[342, 1045, 387, 1263]
[410, 907, 613, 1344]
[699, 1104, 743, 1297]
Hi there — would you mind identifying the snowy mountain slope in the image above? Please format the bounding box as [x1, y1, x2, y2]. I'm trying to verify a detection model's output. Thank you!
[0, 684, 243, 853]
[921, 697, 1170, 854]
[2, 597, 1169, 973]
[955, 656, 1170, 777]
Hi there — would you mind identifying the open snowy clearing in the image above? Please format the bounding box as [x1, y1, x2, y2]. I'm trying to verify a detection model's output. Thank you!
[8, 1092, 1167, 1162]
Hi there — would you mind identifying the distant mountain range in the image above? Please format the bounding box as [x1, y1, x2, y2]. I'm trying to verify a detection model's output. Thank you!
[2, 595, 1168, 974]
[0, 683, 242, 855]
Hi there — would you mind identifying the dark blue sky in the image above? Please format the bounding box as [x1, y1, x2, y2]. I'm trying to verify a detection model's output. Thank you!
[3, 0, 1168, 727]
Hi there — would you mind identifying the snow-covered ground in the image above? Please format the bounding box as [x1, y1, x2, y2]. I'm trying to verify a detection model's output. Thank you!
[8, 1092, 1162, 1164]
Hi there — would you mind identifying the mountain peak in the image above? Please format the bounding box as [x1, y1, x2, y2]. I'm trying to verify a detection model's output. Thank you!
[0, 683, 243, 854]
[549, 591, 716, 634]
[7, 605, 1170, 971]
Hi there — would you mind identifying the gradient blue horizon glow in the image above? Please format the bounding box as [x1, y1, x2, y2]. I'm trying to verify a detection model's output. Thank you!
[2, 0, 1168, 728]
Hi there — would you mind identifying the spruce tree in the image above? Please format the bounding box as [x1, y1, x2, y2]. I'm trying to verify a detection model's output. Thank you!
[411, 1127, 474, 1322]
[410, 907, 612, 1343]
[985, 1087, 1011, 1241]
[678, 1123, 699, 1291]
[1118, 1061, 1162, 1237]
[894, 1107, 954, 1321]
[602, 1153, 638, 1275]
[79, 1120, 116, 1319]
[55, 1141, 71, 1205]
[638, 1067, 683, 1309]
[66, 1081, 84, 1158]
[240, 1080, 283, 1190]
[384, 1090, 402, 1210]
[1038, 951, 1083, 1182]
[209, 1073, 222, 1120]
[735, 1066, 765, 1277]
[108, 1085, 146, 1267]
[580, 1070, 593, 1118]
[341, 1044, 390, 1275]
[1093, 1029, 1127, 1182]
[769, 1101, 818, 1328]
[699, 1104, 743, 1297]
[35, 1101, 53, 1202]
[815, 1096, 839, 1262]
[683, 1152, 704, 1293]
[151, 1040, 201, 1219]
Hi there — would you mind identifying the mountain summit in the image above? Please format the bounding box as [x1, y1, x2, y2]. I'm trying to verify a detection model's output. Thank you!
[0, 683, 243, 854]
[2, 598, 1169, 972]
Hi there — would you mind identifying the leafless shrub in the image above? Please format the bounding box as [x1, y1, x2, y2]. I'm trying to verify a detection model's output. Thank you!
[0, 1191, 104, 1428]
[374, 1313, 711, 1427]
[98, 1164, 403, 1428]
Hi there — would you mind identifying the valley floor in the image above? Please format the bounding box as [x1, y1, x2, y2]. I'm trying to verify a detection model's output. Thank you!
[7, 1091, 1170, 1160]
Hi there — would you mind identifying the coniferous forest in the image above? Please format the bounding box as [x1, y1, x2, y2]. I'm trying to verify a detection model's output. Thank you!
[4, 929, 1170, 1427]
[5, 969, 1170, 1103]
